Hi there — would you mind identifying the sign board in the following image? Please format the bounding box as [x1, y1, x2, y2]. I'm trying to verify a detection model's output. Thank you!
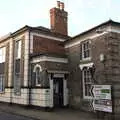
[92, 85, 112, 113]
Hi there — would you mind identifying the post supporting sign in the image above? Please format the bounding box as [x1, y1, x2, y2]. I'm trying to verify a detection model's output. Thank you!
[92, 85, 112, 113]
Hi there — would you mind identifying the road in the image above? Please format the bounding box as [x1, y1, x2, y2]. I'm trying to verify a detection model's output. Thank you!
[0, 111, 37, 120]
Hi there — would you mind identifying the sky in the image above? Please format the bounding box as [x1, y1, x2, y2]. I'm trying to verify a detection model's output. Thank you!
[0, 0, 120, 37]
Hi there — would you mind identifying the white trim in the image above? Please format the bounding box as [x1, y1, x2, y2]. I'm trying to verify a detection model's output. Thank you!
[31, 56, 68, 63]
[53, 73, 64, 78]
[31, 32, 66, 42]
[65, 26, 120, 48]
[63, 79, 68, 106]
[48, 70, 69, 74]
[81, 57, 91, 62]
[65, 32, 107, 48]
[0, 33, 11, 41]
[111, 28, 120, 33]
[33, 64, 42, 72]
[79, 62, 94, 70]
[49, 75, 53, 108]
[24, 31, 29, 87]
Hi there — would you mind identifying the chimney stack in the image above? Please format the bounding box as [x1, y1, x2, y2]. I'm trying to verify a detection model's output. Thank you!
[50, 1, 68, 35]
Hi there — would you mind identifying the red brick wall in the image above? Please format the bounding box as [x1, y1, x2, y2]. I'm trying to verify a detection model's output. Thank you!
[33, 35, 65, 55]
[50, 8, 68, 35]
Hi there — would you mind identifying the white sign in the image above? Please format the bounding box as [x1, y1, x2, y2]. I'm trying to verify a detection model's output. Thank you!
[92, 85, 112, 113]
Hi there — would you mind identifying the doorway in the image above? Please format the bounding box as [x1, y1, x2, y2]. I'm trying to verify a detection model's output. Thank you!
[53, 78, 63, 107]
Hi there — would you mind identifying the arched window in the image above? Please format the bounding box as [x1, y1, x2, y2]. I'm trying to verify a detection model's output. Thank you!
[33, 64, 42, 86]
[36, 67, 41, 85]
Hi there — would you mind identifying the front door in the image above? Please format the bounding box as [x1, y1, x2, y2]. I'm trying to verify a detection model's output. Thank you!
[53, 78, 63, 107]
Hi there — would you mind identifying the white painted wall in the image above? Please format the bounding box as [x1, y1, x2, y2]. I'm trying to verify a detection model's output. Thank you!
[30, 89, 51, 107]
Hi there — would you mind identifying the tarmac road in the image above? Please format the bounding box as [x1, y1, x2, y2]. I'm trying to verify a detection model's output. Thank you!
[0, 111, 37, 120]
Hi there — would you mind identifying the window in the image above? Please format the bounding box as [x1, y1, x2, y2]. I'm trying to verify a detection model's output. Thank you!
[15, 40, 21, 59]
[0, 47, 6, 92]
[0, 47, 6, 63]
[0, 75, 4, 92]
[14, 40, 21, 95]
[82, 41, 90, 59]
[33, 64, 42, 86]
[36, 67, 41, 85]
[82, 68, 92, 98]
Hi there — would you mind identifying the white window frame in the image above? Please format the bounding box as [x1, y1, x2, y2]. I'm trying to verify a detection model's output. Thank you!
[15, 40, 21, 59]
[81, 40, 91, 61]
[0, 47, 6, 63]
[82, 68, 92, 99]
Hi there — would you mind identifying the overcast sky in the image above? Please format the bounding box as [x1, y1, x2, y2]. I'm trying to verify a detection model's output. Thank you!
[0, 0, 119, 37]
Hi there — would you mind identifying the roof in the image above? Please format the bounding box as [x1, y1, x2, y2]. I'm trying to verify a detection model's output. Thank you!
[0, 25, 70, 42]
[30, 52, 67, 59]
[65, 19, 120, 43]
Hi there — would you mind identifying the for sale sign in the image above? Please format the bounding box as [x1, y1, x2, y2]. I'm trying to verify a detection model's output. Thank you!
[92, 85, 112, 113]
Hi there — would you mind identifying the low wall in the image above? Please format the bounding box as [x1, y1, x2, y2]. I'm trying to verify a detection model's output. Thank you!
[0, 88, 52, 107]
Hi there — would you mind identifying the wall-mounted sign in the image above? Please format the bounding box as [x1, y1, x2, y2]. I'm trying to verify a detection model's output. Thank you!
[92, 85, 112, 113]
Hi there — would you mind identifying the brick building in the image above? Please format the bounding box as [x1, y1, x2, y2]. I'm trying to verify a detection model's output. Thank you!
[65, 20, 120, 119]
[0, 1, 120, 119]
[0, 1, 70, 108]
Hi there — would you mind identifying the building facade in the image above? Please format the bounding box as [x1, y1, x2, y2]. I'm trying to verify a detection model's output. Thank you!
[65, 21, 120, 119]
[0, 1, 69, 108]
[0, 1, 120, 119]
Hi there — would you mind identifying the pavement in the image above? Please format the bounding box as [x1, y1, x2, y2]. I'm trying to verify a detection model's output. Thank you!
[0, 103, 100, 120]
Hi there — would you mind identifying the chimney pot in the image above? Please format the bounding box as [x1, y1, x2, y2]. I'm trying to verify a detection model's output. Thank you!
[61, 2, 64, 10]
[57, 1, 60, 9]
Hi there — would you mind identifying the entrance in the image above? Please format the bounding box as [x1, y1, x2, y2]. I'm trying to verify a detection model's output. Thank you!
[53, 78, 63, 107]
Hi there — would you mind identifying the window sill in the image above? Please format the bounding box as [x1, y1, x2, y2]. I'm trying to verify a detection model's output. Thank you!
[80, 57, 91, 62]
[36, 84, 42, 87]
[83, 96, 93, 100]
[0, 91, 5, 94]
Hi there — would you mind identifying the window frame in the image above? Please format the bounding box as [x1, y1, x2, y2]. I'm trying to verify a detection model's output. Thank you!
[15, 40, 21, 59]
[33, 64, 42, 86]
[0, 46, 6, 93]
[82, 67, 92, 99]
[14, 40, 22, 95]
[81, 40, 91, 61]
[0, 47, 6, 63]
[0, 74, 5, 93]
